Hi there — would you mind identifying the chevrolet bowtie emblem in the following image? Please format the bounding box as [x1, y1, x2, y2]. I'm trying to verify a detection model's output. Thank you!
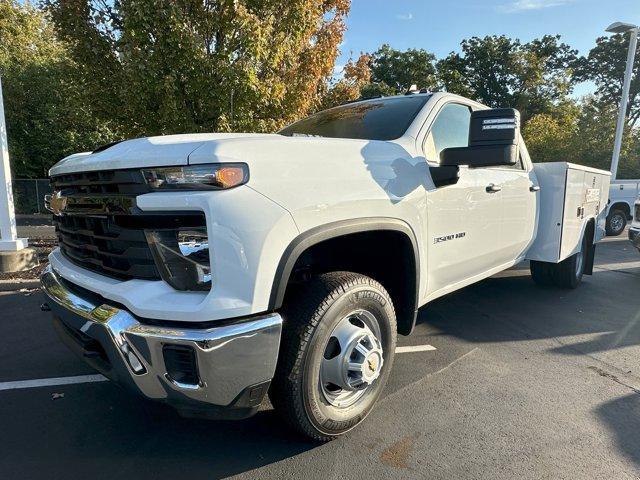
[367, 358, 377, 372]
[46, 191, 68, 216]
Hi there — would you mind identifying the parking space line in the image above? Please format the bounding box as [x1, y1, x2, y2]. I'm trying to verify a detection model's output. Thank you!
[396, 344, 437, 353]
[0, 374, 107, 391]
[0, 347, 437, 392]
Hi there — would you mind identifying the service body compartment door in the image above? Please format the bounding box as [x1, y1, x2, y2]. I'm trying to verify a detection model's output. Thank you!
[560, 168, 586, 260]
[526, 162, 610, 263]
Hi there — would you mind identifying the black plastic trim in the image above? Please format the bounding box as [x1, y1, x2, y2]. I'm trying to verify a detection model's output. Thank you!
[268, 217, 420, 333]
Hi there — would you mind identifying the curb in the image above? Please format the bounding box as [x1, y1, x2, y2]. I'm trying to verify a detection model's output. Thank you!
[0, 279, 41, 292]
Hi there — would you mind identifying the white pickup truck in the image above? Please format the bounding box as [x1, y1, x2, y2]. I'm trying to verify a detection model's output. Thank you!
[606, 179, 640, 236]
[41, 92, 610, 441]
[630, 197, 640, 251]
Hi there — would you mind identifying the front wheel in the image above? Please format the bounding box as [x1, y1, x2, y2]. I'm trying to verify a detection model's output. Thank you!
[270, 272, 396, 441]
[606, 209, 627, 236]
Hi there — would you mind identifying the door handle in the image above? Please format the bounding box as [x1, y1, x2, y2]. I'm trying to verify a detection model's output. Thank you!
[530, 185, 541, 192]
[486, 183, 501, 193]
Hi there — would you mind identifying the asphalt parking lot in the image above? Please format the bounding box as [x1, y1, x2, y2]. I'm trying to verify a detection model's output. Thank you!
[1, 234, 639, 480]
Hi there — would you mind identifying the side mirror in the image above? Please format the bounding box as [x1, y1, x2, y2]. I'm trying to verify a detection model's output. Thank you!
[440, 108, 520, 168]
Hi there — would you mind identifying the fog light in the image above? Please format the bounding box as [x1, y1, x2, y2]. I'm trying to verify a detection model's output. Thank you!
[145, 228, 211, 291]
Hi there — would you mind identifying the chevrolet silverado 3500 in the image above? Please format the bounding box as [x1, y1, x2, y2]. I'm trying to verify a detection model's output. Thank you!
[41, 93, 610, 441]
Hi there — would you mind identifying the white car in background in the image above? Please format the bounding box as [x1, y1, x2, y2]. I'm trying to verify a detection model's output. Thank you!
[629, 196, 640, 252]
[607, 179, 640, 236]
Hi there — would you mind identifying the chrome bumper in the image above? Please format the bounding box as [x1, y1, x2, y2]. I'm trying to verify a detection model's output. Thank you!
[630, 227, 640, 250]
[41, 265, 282, 418]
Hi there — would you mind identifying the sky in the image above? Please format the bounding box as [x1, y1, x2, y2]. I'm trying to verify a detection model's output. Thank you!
[336, 0, 640, 96]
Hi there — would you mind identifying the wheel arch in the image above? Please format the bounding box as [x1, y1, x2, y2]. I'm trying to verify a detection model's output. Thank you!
[268, 218, 420, 336]
[609, 202, 631, 218]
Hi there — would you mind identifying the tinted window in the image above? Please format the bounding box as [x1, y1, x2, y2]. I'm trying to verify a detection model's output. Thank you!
[424, 103, 472, 163]
[279, 96, 430, 141]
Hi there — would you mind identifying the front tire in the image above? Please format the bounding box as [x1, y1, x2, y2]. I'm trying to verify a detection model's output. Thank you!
[270, 272, 396, 441]
[606, 209, 627, 236]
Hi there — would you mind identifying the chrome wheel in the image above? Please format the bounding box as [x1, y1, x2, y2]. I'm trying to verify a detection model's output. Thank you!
[319, 310, 384, 408]
[610, 214, 624, 233]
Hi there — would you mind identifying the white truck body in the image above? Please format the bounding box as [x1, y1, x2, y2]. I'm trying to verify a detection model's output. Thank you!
[609, 179, 640, 213]
[526, 162, 609, 263]
[40, 92, 611, 438]
[630, 197, 640, 252]
[606, 179, 640, 235]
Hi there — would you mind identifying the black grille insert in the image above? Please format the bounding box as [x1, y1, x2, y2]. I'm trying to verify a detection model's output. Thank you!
[54, 211, 206, 281]
[55, 214, 160, 280]
[51, 169, 151, 196]
[51, 168, 207, 281]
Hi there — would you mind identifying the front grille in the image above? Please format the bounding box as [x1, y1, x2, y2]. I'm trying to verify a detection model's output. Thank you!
[54, 214, 160, 280]
[54, 212, 207, 280]
[635, 204, 640, 221]
[51, 169, 151, 196]
[51, 168, 206, 281]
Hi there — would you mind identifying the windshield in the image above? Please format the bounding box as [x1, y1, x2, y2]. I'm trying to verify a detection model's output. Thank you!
[279, 95, 430, 141]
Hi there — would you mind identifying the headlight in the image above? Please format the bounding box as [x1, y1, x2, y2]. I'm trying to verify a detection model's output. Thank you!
[145, 228, 211, 291]
[142, 163, 249, 190]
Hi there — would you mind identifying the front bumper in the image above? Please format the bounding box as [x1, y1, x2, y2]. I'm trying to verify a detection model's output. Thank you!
[41, 265, 282, 419]
[630, 227, 640, 251]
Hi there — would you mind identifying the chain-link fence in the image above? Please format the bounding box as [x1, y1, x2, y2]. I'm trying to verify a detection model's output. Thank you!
[13, 179, 51, 214]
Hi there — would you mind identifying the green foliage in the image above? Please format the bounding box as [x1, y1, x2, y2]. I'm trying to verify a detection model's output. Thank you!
[574, 33, 640, 126]
[0, 1, 638, 180]
[524, 98, 640, 178]
[46, 0, 351, 137]
[0, 0, 113, 177]
[369, 44, 437, 92]
[437, 35, 577, 123]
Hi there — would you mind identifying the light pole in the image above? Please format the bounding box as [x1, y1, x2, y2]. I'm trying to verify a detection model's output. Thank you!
[605, 22, 639, 180]
[0, 75, 37, 273]
[0, 75, 25, 251]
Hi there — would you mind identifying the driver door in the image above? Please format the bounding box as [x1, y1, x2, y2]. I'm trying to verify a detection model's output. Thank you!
[423, 101, 505, 297]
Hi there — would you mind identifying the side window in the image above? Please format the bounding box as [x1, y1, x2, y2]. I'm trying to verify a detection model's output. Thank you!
[424, 103, 472, 163]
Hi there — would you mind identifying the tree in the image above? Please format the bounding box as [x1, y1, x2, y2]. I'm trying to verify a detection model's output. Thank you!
[523, 101, 580, 164]
[46, 0, 351, 136]
[437, 35, 577, 123]
[369, 44, 437, 93]
[524, 97, 640, 178]
[0, 0, 112, 177]
[575, 33, 640, 126]
[320, 53, 372, 109]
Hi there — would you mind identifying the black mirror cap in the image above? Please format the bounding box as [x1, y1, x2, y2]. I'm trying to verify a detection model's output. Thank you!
[469, 108, 520, 146]
[430, 165, 460, 187]
[440, 144, 518, 168]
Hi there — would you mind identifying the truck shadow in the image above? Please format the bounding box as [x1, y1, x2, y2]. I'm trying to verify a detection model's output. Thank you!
[594, 393, 640, 468]
[412, 242, 640, 469]
[418, 242, 640, 359]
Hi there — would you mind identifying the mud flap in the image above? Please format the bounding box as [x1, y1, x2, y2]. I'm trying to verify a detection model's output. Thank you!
[584, 243, 596, 275]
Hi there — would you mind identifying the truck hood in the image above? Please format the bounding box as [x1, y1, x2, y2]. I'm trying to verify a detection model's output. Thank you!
[49, 133, 275, 176]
